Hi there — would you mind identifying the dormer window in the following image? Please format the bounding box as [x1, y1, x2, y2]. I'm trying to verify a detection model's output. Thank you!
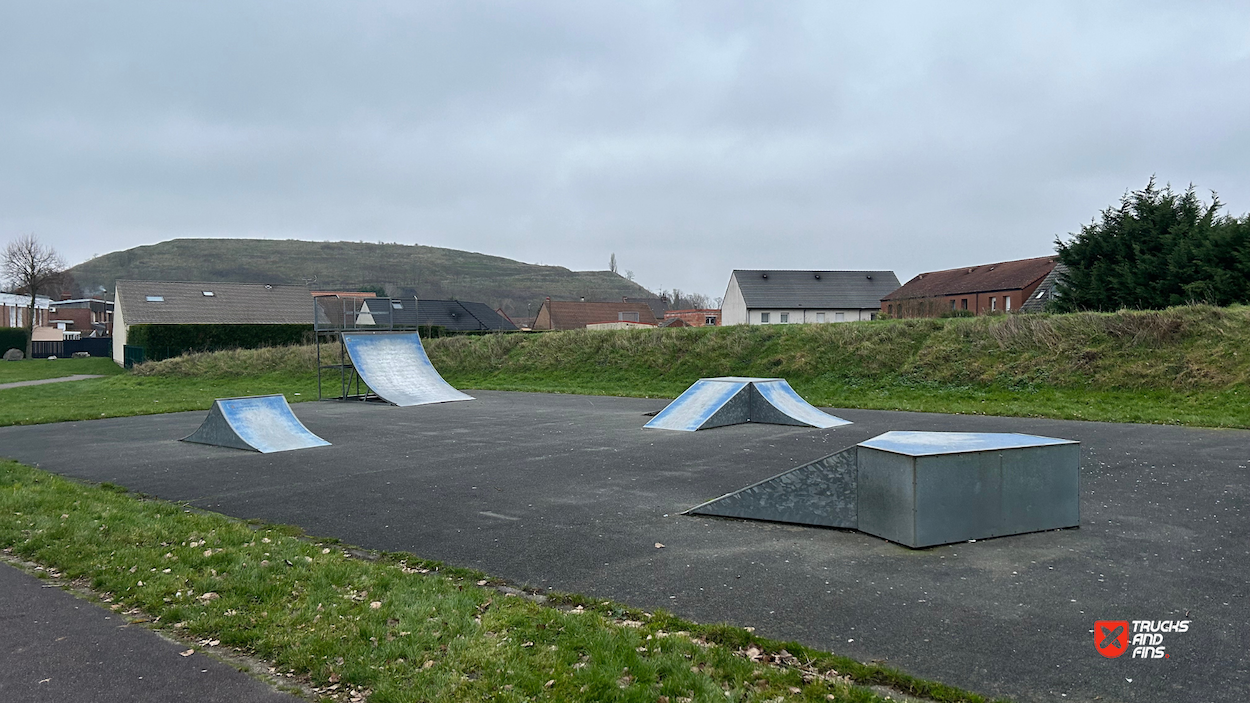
[202, 291, 214, 297]
[145, 295, 164, 302]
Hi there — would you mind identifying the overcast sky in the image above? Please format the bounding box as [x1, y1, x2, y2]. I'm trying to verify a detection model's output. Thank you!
[2, 2, 1248, 298]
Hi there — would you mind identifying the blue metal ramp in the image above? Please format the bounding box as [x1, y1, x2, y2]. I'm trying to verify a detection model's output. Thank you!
[182, 395, 330, 453]
[341, 332, 474, 407]
[644, 377, 850, 431]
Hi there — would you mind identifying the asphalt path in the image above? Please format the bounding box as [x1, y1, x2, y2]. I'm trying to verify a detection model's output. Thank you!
[0, 561, 299, 703]
[0, 374, 103, 390]
[1, 391, 1246, 702]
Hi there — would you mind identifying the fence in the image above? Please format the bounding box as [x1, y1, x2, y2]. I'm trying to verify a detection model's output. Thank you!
[31, 337, 112, 359]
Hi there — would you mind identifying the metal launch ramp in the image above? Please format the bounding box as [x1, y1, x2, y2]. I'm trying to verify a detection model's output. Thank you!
[687, 431, 1080, 548]
[181, 395, 331, 453]
[643, 377, 851, 431]
[341, 332, 474, 407]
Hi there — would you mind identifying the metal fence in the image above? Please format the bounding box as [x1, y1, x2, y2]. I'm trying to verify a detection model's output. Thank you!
[31, 337, 112, 359]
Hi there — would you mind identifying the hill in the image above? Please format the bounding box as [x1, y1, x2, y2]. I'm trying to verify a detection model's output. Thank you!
[66, 238, 654, 318]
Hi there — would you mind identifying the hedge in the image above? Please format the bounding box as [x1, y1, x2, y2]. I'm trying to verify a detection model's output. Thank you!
[0, 327, 29, 356]
[126, 324, 313, 362]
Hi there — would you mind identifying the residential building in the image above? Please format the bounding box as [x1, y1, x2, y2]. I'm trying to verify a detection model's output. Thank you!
[1, 292, 53, 329]
[663, 308, 720, 327]
[720, 270, 900, 326]
[113, 281, 313, 364]
[531, 300, 659, 330]
[622, 296, 669, 320]
[49, 298, 114, 337]
[1019, 263, 1069, 313]
[586, 320, 658, 330]
[881, 256, 1057, 318]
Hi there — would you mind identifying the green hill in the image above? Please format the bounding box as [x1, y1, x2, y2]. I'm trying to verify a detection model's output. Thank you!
[66, 238, 654, 318]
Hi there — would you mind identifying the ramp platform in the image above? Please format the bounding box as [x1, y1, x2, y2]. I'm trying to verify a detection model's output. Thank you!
[341, 332, 474, 407]
[688, 431, 1079, 547]
[181, 395, 330, 453]
[643, 377, 850, 431]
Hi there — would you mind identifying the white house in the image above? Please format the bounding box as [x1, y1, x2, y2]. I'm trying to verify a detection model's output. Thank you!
[720, 270, 901, 326]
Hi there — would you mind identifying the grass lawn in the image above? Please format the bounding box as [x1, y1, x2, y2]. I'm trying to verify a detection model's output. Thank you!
[0, 357, 124, 384]
[0, 459, 1003, 703]
[0, 372, 319, 427]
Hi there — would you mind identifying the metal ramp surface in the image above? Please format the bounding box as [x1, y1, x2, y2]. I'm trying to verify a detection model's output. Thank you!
[686, 431, 1080, 548]
[643, 377, 850, 431]
[686, 446, 859, 528]
[341, 332, 474, 407]
[182, 395, 330, 453]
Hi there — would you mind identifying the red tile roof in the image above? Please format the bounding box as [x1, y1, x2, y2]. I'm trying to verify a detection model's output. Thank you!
[882, 256, 1057, 301]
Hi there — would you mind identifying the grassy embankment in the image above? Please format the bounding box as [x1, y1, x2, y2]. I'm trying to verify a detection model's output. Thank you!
[424, 304, 1250, 428]
[0, 458, 1000, 703]
[4, 304, 1248, 429]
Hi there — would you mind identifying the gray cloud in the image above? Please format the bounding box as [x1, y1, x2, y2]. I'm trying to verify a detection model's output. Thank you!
[2, 1, 1248, 297]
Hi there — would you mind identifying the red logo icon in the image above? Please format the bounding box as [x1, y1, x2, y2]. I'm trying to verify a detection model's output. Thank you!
[1095, 621, 1129, 658]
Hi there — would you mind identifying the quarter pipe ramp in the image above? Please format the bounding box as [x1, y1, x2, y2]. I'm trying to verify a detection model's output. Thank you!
[341, 332, 474, 407]
[182, 395, 330, 453]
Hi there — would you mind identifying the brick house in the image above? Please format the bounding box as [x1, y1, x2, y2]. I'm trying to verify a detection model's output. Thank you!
[530, 300, 659, 330]
[881, 256, 1057, 318]
[663, 309, 721, 327]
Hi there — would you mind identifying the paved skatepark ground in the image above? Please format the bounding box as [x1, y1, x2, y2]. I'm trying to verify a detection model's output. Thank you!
[1, 390, 1246, 702]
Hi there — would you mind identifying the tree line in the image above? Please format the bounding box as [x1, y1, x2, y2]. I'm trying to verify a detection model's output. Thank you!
[1054, 178, 1250, 312]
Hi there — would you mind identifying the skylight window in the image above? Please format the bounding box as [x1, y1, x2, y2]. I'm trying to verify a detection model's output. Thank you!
[391, 301, 403, 309]
[145, 295, 164, 302]
[202, 291, 215, 297]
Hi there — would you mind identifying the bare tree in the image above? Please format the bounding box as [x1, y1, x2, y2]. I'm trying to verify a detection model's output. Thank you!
[609, 252, 618, 274]
[2, 234, 65, 358]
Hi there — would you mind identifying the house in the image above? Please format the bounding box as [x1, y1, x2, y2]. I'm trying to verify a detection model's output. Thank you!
[720, 270, 900, 326]
[531, 299, 659, 330]
[1, 292, 53, 329]
[1019, 263, 1068, 313]
[586, 320, 658, 331]
[113, 281, 314, 364]
[49, 298, 114, 337]
[622, 296, 669, 320]
[880, 256, 1057, 318]
[663, 308, 720, 327]
[412, 299, 517, 332]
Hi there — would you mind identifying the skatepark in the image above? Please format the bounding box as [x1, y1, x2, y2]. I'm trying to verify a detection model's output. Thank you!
[1, 384, 1246, 702]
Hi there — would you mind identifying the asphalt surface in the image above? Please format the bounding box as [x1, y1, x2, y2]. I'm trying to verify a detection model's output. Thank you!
[0, 561, 299, 703]
[1, 391, 1246, 702]
[0, 374, 103, 390]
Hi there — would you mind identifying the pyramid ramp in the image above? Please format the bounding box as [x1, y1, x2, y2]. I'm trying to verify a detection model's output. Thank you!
[182, 395, 330, 453]
[342, 332, 474, 407]
[644, 377, 850, 431]
[685, 446, 858, 528]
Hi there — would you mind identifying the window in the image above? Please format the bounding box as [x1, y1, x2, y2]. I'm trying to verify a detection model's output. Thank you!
[391, 301, 404, 309]
[990, 297, 997, 311]
[705, 316, 717, 325]
[817, 312, 826, 322]
[1005, 296, 1012, 311]
[618, 311, 639, 322]
[202, 291, 214, 297]
[835, 312, 845, 322]
[760, 312, 770, 323]
[780, 313, 789, 323]
[950, 299, 956, 310]
[870, 312, 878, 321]
[145, 296, 164, 302]
[961, 299, 968, 310]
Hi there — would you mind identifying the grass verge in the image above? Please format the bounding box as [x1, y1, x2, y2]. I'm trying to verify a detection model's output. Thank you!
[0, 459, 1004, 703]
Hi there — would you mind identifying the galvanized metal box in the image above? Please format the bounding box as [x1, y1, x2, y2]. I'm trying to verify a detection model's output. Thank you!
[855, 432, 1080, 548]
